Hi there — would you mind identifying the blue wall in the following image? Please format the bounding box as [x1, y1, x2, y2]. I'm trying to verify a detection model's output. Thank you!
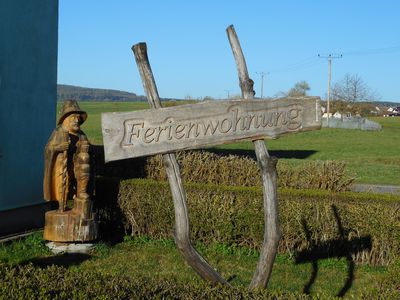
[0, 1, 58, 211]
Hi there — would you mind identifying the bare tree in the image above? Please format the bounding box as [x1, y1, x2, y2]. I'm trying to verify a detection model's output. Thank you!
[332, 73, 379, 102]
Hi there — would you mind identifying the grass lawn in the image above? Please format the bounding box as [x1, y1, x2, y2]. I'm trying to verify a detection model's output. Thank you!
[0, 232, 396, 298]
[85, 238, 390, 297]
[218, 117, 400, 185]
[57, 102, 400, 185]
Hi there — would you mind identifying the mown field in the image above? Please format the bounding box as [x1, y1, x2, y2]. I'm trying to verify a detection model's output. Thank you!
[57, 101, 400, 185]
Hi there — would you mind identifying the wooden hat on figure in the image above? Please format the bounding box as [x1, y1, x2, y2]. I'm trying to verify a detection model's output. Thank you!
[57, 99, 87, 125]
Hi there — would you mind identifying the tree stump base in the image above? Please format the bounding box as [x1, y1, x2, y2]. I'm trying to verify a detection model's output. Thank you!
[43, 201, 98, 242]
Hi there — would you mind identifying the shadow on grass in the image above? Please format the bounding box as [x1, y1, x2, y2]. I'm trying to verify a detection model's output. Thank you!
[22, 253, 92, 268]
[208, 148, 317, 160]
[294, 205, 372, 298]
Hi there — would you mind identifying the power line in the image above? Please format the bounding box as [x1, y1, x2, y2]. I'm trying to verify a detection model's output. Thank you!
[318, 54, 342, 126]
[272, 61, 323, 73]
[263, 45, 399, 76]
[267, 45, 400, 74]
[269, 56, 321, 73]
[256, 71, 269, 98]
[342, 45, 400, 56]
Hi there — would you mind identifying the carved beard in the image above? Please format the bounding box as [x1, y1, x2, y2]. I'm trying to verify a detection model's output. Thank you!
[69, 123, 80, 133]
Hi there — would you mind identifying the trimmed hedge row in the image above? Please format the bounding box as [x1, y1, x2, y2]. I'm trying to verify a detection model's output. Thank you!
[117, 179, 400, 266]
[1, 263, 398, 299]
[0, 263, 311, 299]
[146, 151, 356, 191]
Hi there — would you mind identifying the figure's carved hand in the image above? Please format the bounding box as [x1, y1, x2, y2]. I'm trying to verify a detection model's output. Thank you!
[77, 140, 90, 153]
[55, 141, 70, 152]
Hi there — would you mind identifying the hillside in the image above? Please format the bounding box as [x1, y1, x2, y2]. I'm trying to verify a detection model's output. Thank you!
[57, 84, 147, 102]
[58, 84, 400, 106]
[373, 100, 400, 107]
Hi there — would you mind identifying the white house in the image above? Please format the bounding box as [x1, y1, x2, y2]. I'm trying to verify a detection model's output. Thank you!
[333, 112, 342, 119]
[322, 112, 333, 118]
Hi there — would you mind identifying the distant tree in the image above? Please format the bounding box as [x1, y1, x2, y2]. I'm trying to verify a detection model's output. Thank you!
[202, 96, 214, 101]
[330, 99, 383, 117]
[287, 80, 310, 97]
[332, 73, 379, 102]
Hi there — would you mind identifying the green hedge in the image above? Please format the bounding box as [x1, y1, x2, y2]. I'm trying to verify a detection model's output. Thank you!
[146, 151, 356, 191]
[0, 263, 311, 299]
[117, 179, 400, 266]
[1, 263, 398, 299]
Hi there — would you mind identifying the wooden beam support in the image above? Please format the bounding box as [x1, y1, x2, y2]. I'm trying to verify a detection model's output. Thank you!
[132, 43, 229, 286]
[226, 25, 281, 289]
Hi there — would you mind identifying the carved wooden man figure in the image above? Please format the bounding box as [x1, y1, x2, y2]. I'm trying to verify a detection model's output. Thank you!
[44, 100, 89, 209]
[43, 100, 97, 242]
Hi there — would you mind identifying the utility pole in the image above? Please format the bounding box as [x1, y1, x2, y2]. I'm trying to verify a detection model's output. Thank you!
[318, 54, 342, 126]
[256, 71, 269, 99]
[224, 89, 231, 99]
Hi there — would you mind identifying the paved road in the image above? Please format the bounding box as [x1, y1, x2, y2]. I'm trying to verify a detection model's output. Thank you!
[351, 184, 400, 195]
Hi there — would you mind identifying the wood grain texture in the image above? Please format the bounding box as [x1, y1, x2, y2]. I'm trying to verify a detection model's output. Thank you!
[227, 24, 281, 289]
[132, 43, 229, 286]
[102, 97, 321, 162]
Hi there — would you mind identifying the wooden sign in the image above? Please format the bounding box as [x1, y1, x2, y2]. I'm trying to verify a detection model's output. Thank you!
[102, 97, 321, 162]
[100, 26, 323, 289]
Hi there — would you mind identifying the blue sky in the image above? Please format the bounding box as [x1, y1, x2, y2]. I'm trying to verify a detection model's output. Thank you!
[58, 1, 400, 101]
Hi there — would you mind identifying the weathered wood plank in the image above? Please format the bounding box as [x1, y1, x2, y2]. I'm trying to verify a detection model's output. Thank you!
[250, 147, 280, 289]
[132, 43, 229, 286]
[102, 97, 321, 162]
[227, 24, 281, 289]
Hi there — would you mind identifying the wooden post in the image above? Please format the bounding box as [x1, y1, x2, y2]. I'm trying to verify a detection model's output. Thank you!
[60, 131, 69, 211]
[132, 43, 229, 286]
[226, 25, 281, 289]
